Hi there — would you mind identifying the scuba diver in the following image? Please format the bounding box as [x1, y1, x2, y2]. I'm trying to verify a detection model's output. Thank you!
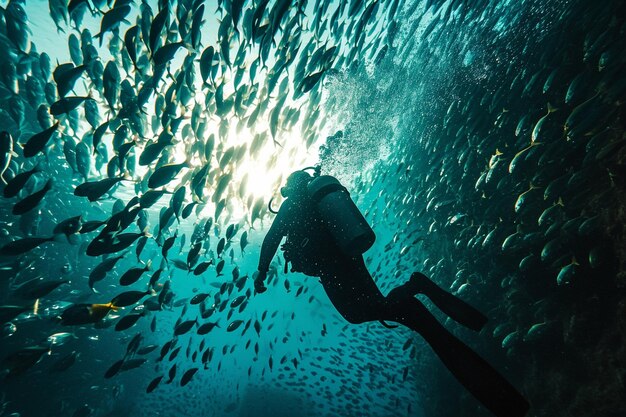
[255, 167, 530, 417]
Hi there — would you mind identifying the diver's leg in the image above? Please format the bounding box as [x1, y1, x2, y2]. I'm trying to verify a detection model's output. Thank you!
[388, 272, 488, 331]
[319, 255, 388, 324]
[383, 297, 529, 417]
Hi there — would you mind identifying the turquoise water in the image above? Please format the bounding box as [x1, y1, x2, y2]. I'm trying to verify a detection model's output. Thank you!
[1, 1, 625, 417]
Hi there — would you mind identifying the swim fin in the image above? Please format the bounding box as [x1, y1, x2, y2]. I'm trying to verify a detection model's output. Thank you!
[388, 272, 488, 331]
[388, 298, 530, 417]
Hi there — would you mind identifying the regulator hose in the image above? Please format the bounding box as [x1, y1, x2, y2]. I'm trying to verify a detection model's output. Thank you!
[301, 165, 321, 177]
[268, 197, 279, 214]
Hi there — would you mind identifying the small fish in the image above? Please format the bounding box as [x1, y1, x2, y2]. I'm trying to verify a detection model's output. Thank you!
[174, 319, 197, 336]
[157, 340, 173, 362]
[115, 312, 144, 331]
[171, 258, 190, 271]
[146, 375, 163, 393]
[111, 289, 153, 307]
[0, 305, 35, 323]
[2, 346, 50, 378]
[149, 6, 169, 53]
[170, 186, 186, 218]
[193, 260, 213, 276]
[182, 202, 197, 219]
[180, 367, 198, 386]
[148, 160, 190, 189]
[49, 351, 78, 372]
[124, 25, 140, 70]
[186, 242, 202, 269]
[12, 179, 53, 215]
[161, 233, 177, 260]
[87, 230, 149, 257]
[153, 42, 186, 66]
[240, 231, 248, 254]
[216, 259, 225, 275]
[126, 333, 143, 356]
[190, 293, 210, 305]
[216, 237, 226, 257]
[74, 176, 128, 202]
[119, 260, 152, 286]
[89, 253, 125, 292]
[227, 319, 244, 332]
[68, 0, 93, 18]
[119, 358, 147, 371]
[13, 277, 68, 300]
[140, 189, 170, 208]
[94, 5, 132, 47]
[502, 331, 521, 349]
[199, 46, 214, 84]
[50, 95, 93, 115]
[167, 363, 177, 383]
[47, 332, 77, 346]
[0, 236, 57, 256]
[60, 303, 117, 325]
[557, 258, 579, 286]
[3, 162, 42, 198]
[137, 344, 159, 355]
[197, 321, 219, 335]
[53, 64, 88, 97]
[22, 122, 60, 158]
[53, 215, 83, 237]
[524, 322, 549, 342]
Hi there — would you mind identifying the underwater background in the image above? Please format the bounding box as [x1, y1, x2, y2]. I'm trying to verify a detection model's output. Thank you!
[0, 0, 625, 416]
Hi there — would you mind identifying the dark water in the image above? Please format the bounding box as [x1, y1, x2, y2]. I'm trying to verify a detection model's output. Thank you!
[1, 0, 625, 417]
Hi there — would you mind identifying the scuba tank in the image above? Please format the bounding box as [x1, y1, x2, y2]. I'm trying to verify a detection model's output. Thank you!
[306, 173, 376, 256]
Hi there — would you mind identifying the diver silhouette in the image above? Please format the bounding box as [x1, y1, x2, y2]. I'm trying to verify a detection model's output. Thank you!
[255, 168, 530, 417]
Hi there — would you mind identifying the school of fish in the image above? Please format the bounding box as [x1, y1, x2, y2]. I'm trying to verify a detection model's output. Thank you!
[0, 0, 625, 416]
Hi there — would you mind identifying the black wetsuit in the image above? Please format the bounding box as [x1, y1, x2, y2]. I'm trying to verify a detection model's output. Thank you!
[258, 195, 529, 417]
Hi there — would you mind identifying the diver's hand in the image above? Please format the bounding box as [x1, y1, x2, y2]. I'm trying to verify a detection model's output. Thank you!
[254, 270, 267, 294]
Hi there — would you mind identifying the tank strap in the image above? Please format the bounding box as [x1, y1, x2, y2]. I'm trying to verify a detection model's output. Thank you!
[309, 182, 347, 202]
[379, 320, 399, 329]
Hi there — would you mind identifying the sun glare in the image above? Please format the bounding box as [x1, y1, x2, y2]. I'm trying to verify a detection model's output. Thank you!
[169, 92, 323, 224]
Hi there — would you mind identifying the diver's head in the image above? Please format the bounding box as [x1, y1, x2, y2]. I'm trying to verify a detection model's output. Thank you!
[280, 170, 312, 198]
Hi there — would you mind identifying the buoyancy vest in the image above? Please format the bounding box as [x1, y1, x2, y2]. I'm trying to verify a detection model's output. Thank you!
[280, 176, 376, 276]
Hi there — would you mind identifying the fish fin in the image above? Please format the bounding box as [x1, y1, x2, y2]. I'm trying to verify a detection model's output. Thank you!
[92, 302, 117, 312]
[52, 234, 67, 243]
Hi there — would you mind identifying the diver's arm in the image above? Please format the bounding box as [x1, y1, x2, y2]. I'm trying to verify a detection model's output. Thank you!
[255, 202, 288, 294]
[257, 202, 288, 273]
